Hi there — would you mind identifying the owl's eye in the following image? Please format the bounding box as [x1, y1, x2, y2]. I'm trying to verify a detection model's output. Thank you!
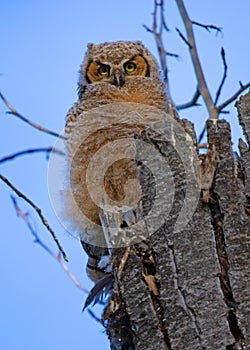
[124, 62, 137, 73]
[97, 65, 110, 77]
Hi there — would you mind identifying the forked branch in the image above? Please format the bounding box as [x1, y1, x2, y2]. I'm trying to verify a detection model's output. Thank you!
[175, 0, 250, 121]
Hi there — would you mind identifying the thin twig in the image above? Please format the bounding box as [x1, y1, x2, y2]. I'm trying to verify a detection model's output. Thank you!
[216, 82, 250, 113]
[0, 147, 64, 164]
[175, 28, 191, 48]
[87, 309, 103, 324]
[56, 254, 88, 293]
[166, 52, 180, 59]
[176, 88, 201, 110]
[175, 0, 217, 119]
[214, 48, 227, 106]
[10, 195, 88, 293]
[0, 92, 65, 139]
[143, 24, 154, 33]
[192, 21, 223, 35]
[0, 173, 68, 261]
[198, 126, 206, 144]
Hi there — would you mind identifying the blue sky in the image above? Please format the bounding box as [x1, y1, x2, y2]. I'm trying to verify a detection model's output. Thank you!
[0, 1, 249, 350]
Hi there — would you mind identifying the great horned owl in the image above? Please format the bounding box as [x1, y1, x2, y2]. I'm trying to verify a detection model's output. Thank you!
[65, 41, 170, 281]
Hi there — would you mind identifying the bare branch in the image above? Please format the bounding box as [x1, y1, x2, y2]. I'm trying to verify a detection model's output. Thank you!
[175, 1, 247, 122]
[10, 196, 88, 293]
[214, 47, 227, 106]
[197, 81, 249, 143]
[158, 1, 170, 32]
[143, 0, 172, 101]
[0, 173, 68, 261]
[192, 21, 223, 35]
[198, 76, 246, 143]
[175, 0, 217, 119]
[176, 88, 201, 110]
[216, 82, 250, 113]
[0, 147, 64, 164]
[0, 92, 65, 139]
[57, 253, 88, 292]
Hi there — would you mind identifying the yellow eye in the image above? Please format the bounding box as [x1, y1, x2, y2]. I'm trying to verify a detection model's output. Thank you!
[124, 62, 136, 73]
[98, 65, 110, 76]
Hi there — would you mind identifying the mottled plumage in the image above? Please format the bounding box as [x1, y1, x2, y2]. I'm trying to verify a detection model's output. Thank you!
[66, 41, 169, 130]
[64, 41, 170, 281]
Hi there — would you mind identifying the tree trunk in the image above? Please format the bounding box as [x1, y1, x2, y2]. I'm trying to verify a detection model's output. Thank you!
[104, 91, 250, 350]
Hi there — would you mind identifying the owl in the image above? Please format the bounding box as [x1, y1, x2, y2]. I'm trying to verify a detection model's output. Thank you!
[64, 41, 170, 281]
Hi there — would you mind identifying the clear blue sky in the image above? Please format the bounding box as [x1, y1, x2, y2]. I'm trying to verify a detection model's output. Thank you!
[0, 1, 249, 350]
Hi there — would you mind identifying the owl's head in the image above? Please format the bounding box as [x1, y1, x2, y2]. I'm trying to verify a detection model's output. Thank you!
[78, 41, 161, 98]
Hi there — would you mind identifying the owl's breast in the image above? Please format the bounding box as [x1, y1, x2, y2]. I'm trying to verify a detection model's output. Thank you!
[82, 77, 169, 112]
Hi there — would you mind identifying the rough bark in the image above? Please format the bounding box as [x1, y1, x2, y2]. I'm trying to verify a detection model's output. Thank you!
[105, 91, 250, 350]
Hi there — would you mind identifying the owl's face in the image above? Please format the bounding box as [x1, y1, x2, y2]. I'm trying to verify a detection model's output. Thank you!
[85, 55, 149, 87]
[78, 41, 161, 98]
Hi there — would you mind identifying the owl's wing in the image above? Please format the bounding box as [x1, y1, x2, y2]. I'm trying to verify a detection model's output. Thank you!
[65, 99, 85, 132]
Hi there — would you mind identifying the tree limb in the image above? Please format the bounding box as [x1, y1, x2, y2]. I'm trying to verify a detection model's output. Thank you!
[175, 0, 217, 119]
[0, 92, 64, 139]
[0, 173, 68, 261]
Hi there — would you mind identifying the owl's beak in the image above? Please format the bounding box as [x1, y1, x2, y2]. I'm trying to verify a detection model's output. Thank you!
[112, 73, 125, 87]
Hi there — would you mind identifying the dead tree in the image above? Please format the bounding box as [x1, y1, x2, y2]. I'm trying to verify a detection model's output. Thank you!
[100, 1, 250, 348]
[102, 91, 250, 350]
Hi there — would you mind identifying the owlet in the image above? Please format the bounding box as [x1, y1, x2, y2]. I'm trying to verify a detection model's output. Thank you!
[64, 41, 170, 280]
